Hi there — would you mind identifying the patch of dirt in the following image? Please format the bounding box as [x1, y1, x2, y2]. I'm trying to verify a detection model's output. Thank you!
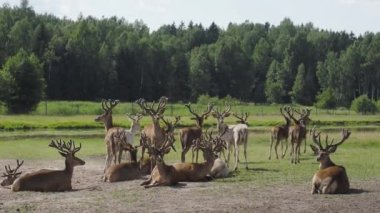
[0, 158, 379, 213]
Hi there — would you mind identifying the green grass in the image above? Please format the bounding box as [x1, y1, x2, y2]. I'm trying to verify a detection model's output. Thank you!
[1, 130, 379, 185]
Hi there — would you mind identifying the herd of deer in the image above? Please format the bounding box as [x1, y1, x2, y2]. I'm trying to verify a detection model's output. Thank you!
[1, 99, 352, 194]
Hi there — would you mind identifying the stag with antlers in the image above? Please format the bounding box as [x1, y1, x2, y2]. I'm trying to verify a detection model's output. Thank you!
[310, 127, 351, 194]
[1, 160, 24, 187]
[284, 106, 311, 164]
[212, 104, 248, 170]
[12, 139, 85, 192]
[269, 106, 291, 160]
[136, 97, 170, 162]
[179, 103, 213, 163]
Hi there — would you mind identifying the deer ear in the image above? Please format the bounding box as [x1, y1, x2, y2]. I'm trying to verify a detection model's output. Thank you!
[309, 145, 319, 155]
[327, 145, 338, 153]
[211, 112, 218, 118]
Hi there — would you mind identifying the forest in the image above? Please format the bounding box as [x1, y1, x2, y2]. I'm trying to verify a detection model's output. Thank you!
[0, 1, 379, 113]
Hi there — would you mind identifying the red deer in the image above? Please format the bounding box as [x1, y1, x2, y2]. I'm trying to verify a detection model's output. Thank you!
[12, 139, 85, 192]
[95, 99, 135, 171]
[135, 97, 168, 162]
[269, 106, 291, 160]
[310, 127, 351, 194]
[285, 107, 311, 164]
[179, 103, 213, 162]
[1, 160, 24, 187]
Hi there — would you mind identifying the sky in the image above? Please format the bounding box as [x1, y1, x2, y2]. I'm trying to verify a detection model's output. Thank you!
[1, 0, 380, 35]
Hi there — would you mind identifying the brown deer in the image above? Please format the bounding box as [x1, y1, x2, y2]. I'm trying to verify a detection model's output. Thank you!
[140, 133, 179, 188]
[1, 160, 24, 187]
[95, 99, 124, 171]
[310, 127, 351, 194]
[103, 144, 153, 183]
[12, 139, 85, 192]
[135, 97, 168, 162]
[293, 108, 312, 153]
[285, 106, 311, 164]
[172, 129, 226, 181]
[269, 106, 291, 160]
[179, 103, 213, 163]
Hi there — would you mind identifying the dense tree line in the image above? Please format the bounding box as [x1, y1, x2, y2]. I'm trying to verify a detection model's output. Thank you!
[1, 1, 380, 113]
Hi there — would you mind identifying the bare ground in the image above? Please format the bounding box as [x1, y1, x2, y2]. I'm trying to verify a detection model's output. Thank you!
[0, 158, 379, 213]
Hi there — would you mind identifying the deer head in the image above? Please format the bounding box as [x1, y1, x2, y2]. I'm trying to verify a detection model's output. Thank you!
[1, 160, 24, 187]
[310, 127, 351, 163]
[136, 97, 168, 124]
[232, 112, 249, 125]
[140, 133, 176, 163]
[49, 139, 85, 167]
[280, 106, 291, 125]
[192, 129, 226, 161]
[127, 113, 143, 132]
[185, 103, 214, 128]
[94, 99, 120, 124]
[161, 116, 181, 136]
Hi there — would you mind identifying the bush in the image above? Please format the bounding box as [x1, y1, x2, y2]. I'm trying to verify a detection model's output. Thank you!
[350, 95, 377, 114]
[0, 50, 45, 114]
[315, 89, 336, 109]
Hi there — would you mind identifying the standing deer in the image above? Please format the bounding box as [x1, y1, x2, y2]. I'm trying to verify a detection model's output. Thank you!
[1, 160, 24, 187]
[135, 97, 168, 162]
[293, 108, 312, 153]
[310, 127, 351, 194]
[95, 99, 122, 170]
[118, 113, 143, 162]
[212, 104, 248, 170]
[269, 106, 291, 160]
[179, 103, 213, 163]
[285, 107, 311, 164]
[231, 112, 249, 168]
[12, 139, 85, 192]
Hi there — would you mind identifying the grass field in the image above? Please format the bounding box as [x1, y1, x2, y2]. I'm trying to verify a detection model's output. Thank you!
[1, 129, 379, 186]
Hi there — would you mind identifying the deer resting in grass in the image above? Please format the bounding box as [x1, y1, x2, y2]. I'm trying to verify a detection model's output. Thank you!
[1, 160, 24, 187]
[269, 106, 291, 160]
[12, 139, 85, 192]
[140, 133, 179, 188]
[179, 103, 213, 163]
[103, 144, 153, 183]
[310, 127, 351, 194]
[172, 129, 227, 181]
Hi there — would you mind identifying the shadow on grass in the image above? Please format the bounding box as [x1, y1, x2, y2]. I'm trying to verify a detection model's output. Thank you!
[349, 188, 370, 194]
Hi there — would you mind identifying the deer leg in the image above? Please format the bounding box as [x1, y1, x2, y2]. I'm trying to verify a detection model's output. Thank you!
[226, 142, 231, 167]
[269, 135, 274, 160]
[117, 146, 123, 164]
[303, 138, 307, 153]
[274, 139, 279, 159]
[182, 146, 190, 163]
[282, 138, 288, 158]
[244, 141, 248, 170]
[234, 144, 239, 171]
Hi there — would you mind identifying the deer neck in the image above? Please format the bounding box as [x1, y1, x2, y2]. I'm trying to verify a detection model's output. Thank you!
[64, 159, 74, 177]
[130, 123, 140, 134]
[319, 157, 336, 169]
[104, 117, 113, 132]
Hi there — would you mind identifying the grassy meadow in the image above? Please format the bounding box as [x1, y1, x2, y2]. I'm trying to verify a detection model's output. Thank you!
[0, 101, 380, 186]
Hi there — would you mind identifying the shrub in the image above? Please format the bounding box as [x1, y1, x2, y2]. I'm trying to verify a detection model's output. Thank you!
[315, 88, 336, 109]
[350, 95, 377, 114]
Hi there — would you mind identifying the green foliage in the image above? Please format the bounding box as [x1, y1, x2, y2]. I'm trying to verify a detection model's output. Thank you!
[351, 95, 377, 114]
[315, 88, 336, 109]
[0, 50, 45, 114]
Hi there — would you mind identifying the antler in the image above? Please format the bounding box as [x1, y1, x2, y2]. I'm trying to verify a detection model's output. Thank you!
[310, 126, 323, 150]
[283, 106, 298, 123]
[232, 112, 249, 124]
[49, 139, 82, 155]
[186, 103, 214, 120]
[325, 129, 351, 152]
[135, 97, 168, 118]
[212, 103, 231, 119]
[2, 160, 24, 178]
[161, 116, 181, 133]
[127, 113, 143, 121]
[101, 99, 119, 111]
[293, 107, 311, 122]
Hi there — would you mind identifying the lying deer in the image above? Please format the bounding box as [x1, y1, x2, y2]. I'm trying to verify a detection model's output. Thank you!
[269, 106, 291, 160]
[1, 160, 24, 187]
[12, 139, 85, 192]
[310, 127, 351, 194]
[172, 129, 226, 182]
[140, 133, 179, 188]
[103, 144, 152, 183]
